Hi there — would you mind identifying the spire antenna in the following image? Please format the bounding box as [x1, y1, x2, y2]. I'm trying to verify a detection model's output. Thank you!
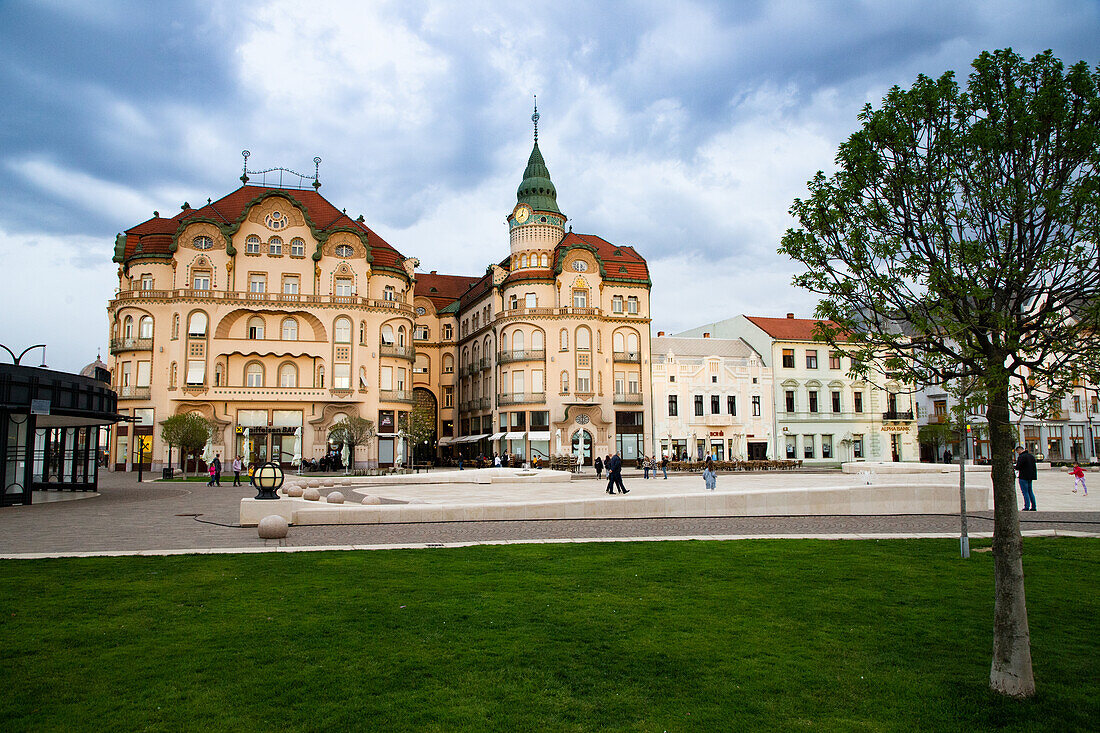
[532, 95, 539, 143]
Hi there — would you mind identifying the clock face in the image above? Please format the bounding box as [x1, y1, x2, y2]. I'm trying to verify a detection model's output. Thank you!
[513, 204, 531, 224]
[571, 260, 588, 272]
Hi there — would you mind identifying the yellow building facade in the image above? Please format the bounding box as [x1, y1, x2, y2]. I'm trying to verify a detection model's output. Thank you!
[107, 123, 653, 471]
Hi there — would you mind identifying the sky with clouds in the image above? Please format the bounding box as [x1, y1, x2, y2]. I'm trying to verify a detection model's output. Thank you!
[1, 0, 1097, 371]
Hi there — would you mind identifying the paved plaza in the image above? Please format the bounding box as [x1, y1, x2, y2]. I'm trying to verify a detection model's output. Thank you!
[1, 466, 1097, 558]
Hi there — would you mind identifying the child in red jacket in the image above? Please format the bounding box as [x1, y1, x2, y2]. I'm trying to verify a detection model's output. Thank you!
[1069, 464, 1087, 495]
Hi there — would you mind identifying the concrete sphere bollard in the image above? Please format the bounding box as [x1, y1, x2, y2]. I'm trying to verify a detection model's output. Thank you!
[361, 495, 382, 505]
[307, 480, 321, 489]
[302, 487, 321, 502]
[327, 491, 345, 504]
[287, 484, 304, 497]
[257, 515, 289, 539]
[322, 478, 336, 487]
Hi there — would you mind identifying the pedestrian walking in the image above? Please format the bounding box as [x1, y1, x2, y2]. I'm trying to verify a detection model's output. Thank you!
[1069, 463, 1088, 495]
[212, 454, 222, 486]
[1014, 445, 1037, 511]
[232, 455, 242, 486]
[594, 455, 603, 479]
[606, 451, 628, 494]
[207, 463, 216, 486]
[643, 455, 650, 479]
[702, 455, 717, 491]
[943, 448, 952, 464]
[660, 455, 668, 479]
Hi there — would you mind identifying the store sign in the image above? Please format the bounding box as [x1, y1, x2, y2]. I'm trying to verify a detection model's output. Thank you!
[880, 425, 909, 433]
[238, 426, 298, 435]
[709, 431, 724, 437]
[30, 399, 50, 415]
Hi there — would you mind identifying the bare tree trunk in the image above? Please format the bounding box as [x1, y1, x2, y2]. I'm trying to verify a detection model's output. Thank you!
[987, 382, 1035, 697]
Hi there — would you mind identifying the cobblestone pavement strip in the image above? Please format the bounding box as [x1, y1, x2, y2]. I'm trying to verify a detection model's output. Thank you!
[1, 470, 1097, 557]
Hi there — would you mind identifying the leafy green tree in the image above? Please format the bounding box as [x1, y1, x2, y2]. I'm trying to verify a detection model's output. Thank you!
[160, 412, 213, 474]
[918, 422, 954, 459]
[328, 416, 376, 470]
[406, 398, 437, 464]
[780, 49, 1100, 697]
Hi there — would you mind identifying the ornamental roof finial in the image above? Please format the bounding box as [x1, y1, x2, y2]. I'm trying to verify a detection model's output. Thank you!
[532, 95, 539, 144]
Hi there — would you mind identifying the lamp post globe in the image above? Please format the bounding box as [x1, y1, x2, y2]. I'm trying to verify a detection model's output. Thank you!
[253, 461, 284, 500]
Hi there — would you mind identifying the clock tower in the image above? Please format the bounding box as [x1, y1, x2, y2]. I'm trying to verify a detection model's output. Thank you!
[508, 101, 566, 268]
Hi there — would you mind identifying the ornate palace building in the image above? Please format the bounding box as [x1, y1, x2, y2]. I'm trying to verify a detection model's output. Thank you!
[106, 112, 653, 471]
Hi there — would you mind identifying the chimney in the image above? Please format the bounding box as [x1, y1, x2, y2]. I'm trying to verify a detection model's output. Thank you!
[431, 270, 437, 275]
[786, 313, 795, 319]
[703, 332, 711, 338]
[657, 331, 665, 337]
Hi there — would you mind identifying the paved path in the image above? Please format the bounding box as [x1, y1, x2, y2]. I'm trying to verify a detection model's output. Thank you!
[1, 469, 1097, 558]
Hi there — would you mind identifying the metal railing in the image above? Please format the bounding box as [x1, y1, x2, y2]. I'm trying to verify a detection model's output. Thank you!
[497, 392, 546, 406]
[379, 389, 416, 403]
[379, 344, 415, 360]
[497, 349, 545, 364]
[612, 351, 641, 363]
[109, 337, 153, 354]
[882, 410, 915, 421]
[117, 385, 151, 400]
[613, 393, 644, 404]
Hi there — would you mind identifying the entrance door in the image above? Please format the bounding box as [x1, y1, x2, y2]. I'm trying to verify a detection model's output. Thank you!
[890, 433, 901, 462]
[747, 441, 768, 460]
[571, 429, 592, 465]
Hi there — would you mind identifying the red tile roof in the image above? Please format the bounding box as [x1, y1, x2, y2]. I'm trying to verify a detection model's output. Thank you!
[121, 185, 407, 271]
[555, 232, 649, 283]
[745, 315, 840, 341]
[415, 271, 483, 311]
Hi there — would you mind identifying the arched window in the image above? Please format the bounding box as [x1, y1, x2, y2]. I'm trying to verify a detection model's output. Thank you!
[246, 234, 261, 254]
[318, 365, 325, 388]
[381, 324, 394, 345]
[443, 354, 454, 374]
[245, 362, 264, 387]
[397, 325, 407, 347]
[414, 353, 430, 375]
[123, 316, 134, 339]
[193, 235, 213, 250]
[614, 332, 625, 352]
[560, 329, 569, 350]
[561, 371, 569, 393]
[247, 316, 265, 340]
[521, 254, 529, 268]
[532, 330, 544, 350]
[172, 314, 179, 339]
[268, 236, 283, 255]
[501, 332, 509, 352]
[472, 342, 480, 362]
[291, 237, 305, 257]
[627, 332, 639, 352]
[359, 321, 366, 345]
[359, 366, 368, 389]
[214, 362, 223, 386]
[279, 362, 297, 387]
[281, 318, 298, 341]
[188, 312, 207, 337]
[540, 253, 548, 267]
[513, 330, 525, 350]
[138, 316, 153, 339]
[576, 327, 591, 350]
[334, 317, 351, 343]
[169, 362, 177, 388]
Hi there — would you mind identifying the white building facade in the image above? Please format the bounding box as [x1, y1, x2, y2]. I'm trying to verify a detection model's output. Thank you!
[676, 314, 919, 464]
[650, 335, 774, 461]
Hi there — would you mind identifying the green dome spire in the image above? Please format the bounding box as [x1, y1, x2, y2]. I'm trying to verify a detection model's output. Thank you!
[516, 99, 561, 215]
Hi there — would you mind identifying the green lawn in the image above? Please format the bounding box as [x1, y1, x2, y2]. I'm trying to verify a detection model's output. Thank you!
[1, 539, 1096, 731]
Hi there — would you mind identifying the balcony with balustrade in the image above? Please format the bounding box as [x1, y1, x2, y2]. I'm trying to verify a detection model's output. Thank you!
[379, 343, 415, 360]
[497, 392, 546, 406]
[882, 410, 915, 421]
[117, 385, 151, 400]
[109, 337, 152, 354]
[497, 349, 545, 365]
[613, 392, 644, 404]
[110, 288, 418, 316]
[613, 351, 641, 363]
[379, 389, 416, 403]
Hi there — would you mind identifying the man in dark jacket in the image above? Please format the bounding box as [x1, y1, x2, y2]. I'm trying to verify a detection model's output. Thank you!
[1015, 445, 1037, 511]
[212, 454, 222, 487]
[943, 448, 952, 464]
[606, 451, 628, 494]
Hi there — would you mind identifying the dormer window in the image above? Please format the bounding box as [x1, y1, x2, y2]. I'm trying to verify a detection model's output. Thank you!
[335, 244, 354, 258]
[193, 235, 213, 250]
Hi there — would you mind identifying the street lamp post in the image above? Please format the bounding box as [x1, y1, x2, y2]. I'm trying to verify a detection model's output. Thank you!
[0, 343, 47, 367]
[253, 461, 284, 500]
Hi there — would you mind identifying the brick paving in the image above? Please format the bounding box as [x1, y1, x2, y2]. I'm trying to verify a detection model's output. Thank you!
[1, 470, 1097, 557]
